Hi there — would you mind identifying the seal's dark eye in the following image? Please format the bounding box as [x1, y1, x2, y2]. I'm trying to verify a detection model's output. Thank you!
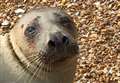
[60, 17, 71, 26]
[24, 26, 37, 38]
[61, 17, 69, 22]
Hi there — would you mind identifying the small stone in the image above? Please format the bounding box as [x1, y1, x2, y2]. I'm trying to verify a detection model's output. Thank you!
[89, 33, 98, 38]
[61, 0, 67, 5]
[76, 80, 81, 83]
[94, 1, 102, 10]
[118, 80, 120, 83]
[71, 0, 77, 3]
[23, 0, 27, 3]
[15, 8, 25, 14]
[94, 1, 100, 8]
[75, 11, 80, 16]
[42, 0, 47, 3]
[1, 19, 10, 26]
[81, 57, 85, 60]
[81, 38, 86, 42]
[103, 67, 108, 74]
[18, 14, 23, 18]
[67, 4, 73, 8]
[118, 21, 120, 26]
[116, 71, 120, 77]
[108, 68, 113, 75]
[0, 28, 3, 32]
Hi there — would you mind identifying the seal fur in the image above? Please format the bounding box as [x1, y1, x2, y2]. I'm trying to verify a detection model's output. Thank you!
[0, 8, 79, 83]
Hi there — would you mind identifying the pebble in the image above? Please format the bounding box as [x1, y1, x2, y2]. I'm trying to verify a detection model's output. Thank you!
[1, 19, 10, 26]
[108, 68, 113, 75]
[76, 80, 81, 83]
[94, 1, 100, 8]
[94, 1, 102, 10]
[18, 14, 23, 18]
[75, 11, 80, 16]
[89, 33, 98, 38]
[116, 71, 120, 77]
[42, 0, 47, 3]
[70, 0, 77, 3]
[61, 0, 67, 5]
[81, 57, 85, 60]
[15, 8, 25, 15]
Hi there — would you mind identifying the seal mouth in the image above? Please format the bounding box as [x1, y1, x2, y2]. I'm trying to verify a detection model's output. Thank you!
[41, 54, 69, 65]
[40, 43, 79, 65]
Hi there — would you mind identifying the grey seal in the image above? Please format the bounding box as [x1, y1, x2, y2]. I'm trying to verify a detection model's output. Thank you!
[0, 8, 79, 83]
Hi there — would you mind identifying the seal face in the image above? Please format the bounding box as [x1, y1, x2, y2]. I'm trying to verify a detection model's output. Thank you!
[3, 8, 79, 83]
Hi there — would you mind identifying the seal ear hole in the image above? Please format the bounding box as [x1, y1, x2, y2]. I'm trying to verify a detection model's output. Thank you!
[24, 26, 38, 38]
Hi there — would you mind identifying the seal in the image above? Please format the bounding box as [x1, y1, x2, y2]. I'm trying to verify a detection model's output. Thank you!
[0, 8, 79, 83]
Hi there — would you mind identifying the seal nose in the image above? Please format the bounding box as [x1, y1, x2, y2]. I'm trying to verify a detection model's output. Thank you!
[48, 32, 70, 48]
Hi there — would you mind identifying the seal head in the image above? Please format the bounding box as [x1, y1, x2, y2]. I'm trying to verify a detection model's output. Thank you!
[9, 8, 79, 82]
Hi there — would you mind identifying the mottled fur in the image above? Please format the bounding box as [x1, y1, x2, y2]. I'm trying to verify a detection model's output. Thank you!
[0, 8, 78, 83]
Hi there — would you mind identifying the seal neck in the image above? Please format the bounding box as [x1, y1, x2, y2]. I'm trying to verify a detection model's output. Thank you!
[8, 34, 32, 75]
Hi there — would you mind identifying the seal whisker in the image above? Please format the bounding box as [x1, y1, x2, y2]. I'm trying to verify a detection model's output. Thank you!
[26, 54, 38, 59]
[35, 52, 48, 79]
[15, 56, 40, 83]
[28, 56, 43, 83]
[16, 53, 43, 83]
[15, 67, 27, 83]
[37, 60, 45, 79]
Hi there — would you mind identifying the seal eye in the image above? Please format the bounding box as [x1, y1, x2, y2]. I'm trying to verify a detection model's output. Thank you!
[25, 26, 37, 38]
[60, 17, 71, 26]
[60, 17, 71, 27]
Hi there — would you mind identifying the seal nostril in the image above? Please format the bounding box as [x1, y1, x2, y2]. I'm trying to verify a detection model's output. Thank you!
[62, 36, 69, 45]
[48, 40, 56, 47]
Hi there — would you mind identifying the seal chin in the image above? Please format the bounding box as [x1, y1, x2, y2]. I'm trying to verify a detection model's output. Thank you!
[40, 43, 79, 65]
